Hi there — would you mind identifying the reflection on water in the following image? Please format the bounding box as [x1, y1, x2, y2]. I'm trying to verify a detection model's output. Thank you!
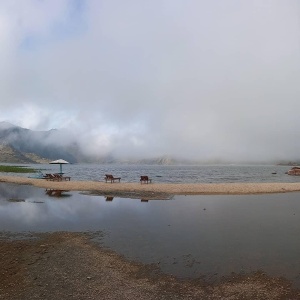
[7, 198, 25, 202]
[105, 196, 152, 202]
[1, 182, 300, 287]
[45, 189, 72, 197]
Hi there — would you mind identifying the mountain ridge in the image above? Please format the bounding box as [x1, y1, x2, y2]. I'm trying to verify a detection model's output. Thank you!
[0, 122, 193, 164]
[0, 122, 78, 163]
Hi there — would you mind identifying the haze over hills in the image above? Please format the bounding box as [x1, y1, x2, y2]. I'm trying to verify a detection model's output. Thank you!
[0, 122, 297, 165]
[0, 122, 78, 163]
[0, 122, 190, 164]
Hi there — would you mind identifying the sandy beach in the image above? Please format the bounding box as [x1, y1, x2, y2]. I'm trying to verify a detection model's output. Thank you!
[1, 175, 300, 299]
[1, 175, 300, 198]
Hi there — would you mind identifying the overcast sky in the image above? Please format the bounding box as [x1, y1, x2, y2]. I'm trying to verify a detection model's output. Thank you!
[0, 0, 300, 162]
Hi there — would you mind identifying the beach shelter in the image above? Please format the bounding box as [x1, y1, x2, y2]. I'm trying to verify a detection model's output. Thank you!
[49, 159, 69, 174]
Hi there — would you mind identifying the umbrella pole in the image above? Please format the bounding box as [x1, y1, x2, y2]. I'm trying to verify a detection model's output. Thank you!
[60, 164, 62, 174]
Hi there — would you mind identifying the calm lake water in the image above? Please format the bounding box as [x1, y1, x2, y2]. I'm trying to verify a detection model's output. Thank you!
[1, 182, 300, 287]
[1, 163, 299, 183]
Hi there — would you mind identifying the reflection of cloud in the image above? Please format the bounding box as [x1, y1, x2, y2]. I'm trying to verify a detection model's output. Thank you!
[0, 1, 300, 162]
[0, 183, 36, 205]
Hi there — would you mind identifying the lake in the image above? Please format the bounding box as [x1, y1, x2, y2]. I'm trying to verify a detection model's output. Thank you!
[1, 182, 300, 287]
[1, 163, 298, 184]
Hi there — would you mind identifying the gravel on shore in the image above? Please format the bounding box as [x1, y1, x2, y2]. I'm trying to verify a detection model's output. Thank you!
[0, 232, 299, 300]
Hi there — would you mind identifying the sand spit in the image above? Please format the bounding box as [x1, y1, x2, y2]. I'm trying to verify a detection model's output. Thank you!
[1, 175, 300, 197]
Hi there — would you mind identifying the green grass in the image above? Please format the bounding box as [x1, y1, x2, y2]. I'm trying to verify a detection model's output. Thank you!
[0, 165, 37, 173]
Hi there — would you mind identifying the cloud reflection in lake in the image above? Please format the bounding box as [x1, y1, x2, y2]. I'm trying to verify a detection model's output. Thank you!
[1, 182, 300, 287]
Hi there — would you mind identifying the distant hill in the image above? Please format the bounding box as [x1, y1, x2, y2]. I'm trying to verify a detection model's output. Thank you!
[0, 122, 295, 165]
[0, 122, 79, 164]
[0, 122, 194, 164]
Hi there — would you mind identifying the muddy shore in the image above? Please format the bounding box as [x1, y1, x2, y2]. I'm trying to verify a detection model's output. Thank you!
[0, 232, 299, 300]
[1, 176, 300, 299]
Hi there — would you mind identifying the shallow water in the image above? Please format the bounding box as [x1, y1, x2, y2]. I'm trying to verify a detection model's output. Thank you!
[1, 182, 300, 286]
[1, 163, 298, 183]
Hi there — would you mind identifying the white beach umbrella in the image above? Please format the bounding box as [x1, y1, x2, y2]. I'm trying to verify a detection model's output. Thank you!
[49, 159, 69, 174]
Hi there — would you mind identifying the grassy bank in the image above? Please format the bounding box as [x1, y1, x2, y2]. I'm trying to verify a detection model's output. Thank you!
[0, 165, 36, 173]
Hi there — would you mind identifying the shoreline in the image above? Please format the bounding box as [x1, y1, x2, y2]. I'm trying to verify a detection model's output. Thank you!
[1, 175, 300, 197]
[1, 231, 299, 299]
[1, 176, 300, 298]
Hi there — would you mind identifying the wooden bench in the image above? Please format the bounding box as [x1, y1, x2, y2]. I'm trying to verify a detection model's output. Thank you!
[54, 174, 71, 181]
[44, 174, 59, 181]
[44, 174, 71, 181]
[105, 174, 121, 183]
[59, 174, 71, 181]
[140, 176, 152, 184]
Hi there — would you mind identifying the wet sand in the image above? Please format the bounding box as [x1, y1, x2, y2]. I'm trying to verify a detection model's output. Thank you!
[1, 175, 300, 299]
[1, 175, 300, 197]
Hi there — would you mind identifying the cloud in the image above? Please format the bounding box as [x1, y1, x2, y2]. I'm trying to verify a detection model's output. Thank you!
[0, 0, 299, 162]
